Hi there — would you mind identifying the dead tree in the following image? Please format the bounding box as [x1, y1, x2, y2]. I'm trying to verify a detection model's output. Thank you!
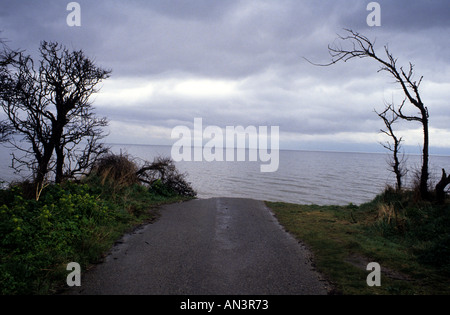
[376, 104, 407, 192]
[0, 41, 110, 192]
[435, 169, 450, 204]
[310, 29, 430, 200]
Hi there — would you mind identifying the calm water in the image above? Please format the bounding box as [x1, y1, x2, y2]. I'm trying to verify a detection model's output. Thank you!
[1, 144, 450, 206]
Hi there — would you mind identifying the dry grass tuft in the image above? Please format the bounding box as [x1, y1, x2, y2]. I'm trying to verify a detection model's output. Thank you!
[377, 203, 396, 224]
[90, 153, 139, 189]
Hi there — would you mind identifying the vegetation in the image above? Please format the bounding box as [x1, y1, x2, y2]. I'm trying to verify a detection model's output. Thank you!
[376, 105, 407, 192]
[0, 37, 201, 295]
[0, 153, 196, 295]
[1, 38, 197, 295]
[0, 40, 110, 199]
[308, 29, 450, 200]
[267, 187, 450, 295]
[296, 28, 450, 294]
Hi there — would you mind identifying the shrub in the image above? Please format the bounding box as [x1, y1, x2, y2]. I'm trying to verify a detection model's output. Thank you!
[370, 187, 450, 273]
[90, 153, 197, 198]
[89, 153, 139, 189]
[0, 182, 116, 294]
[137, 156, 197, 197]
[0, 153, 196, 294]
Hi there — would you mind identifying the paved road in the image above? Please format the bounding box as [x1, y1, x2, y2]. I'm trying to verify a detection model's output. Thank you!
[66, 198, 329, 295]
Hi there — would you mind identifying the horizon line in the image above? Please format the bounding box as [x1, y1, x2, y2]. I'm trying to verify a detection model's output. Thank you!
[104, 142, 450, 157]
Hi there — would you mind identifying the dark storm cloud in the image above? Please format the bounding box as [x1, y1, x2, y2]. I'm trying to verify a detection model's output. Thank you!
[3, 0, 448, 78]
[1, 1, 450, 151]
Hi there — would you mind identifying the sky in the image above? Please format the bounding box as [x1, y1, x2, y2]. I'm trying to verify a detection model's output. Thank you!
[1, 0, 450, 154]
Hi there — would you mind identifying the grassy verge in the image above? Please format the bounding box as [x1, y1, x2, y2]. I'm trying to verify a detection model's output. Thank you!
[266, 190, 450, 295]
[0, 174, 194, 295]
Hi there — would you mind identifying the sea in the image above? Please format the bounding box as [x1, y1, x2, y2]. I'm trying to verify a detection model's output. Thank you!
[1, 144, 450, 206]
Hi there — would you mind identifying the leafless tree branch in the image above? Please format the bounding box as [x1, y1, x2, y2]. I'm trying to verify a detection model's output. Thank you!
[310, 29, 431, 199]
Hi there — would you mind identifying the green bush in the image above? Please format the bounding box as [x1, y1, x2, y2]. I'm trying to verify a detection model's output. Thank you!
[0, 182, 120, 294]
[0, 165, 194, 295]
[150, 179, 176, 197]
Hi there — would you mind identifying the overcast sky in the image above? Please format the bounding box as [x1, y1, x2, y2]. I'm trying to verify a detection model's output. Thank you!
[1, 0, 450, 154]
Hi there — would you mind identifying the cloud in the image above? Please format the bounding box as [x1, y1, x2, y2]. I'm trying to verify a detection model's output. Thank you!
[1, 0, 450, 153]
[377, 0, 450, 30]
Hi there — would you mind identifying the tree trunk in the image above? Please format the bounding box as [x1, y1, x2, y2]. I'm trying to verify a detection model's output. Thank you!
[34, 145, 53, 199]
[393, 152, 402, 192]
[435, 169, 450, 204]
[55, 145, 64, 183]
[419, 116, 429, 200]
[53, 112, 67, 184]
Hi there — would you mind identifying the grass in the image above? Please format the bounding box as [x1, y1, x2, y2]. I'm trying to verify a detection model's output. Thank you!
[266, 190, 450, 295]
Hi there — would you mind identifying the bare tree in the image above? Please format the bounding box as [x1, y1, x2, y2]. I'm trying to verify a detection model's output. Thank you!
[310, 29, 430, 199]
[0, 41, 111, 192]
[376, 104, 407, 192]
[435, 169, 450, 204]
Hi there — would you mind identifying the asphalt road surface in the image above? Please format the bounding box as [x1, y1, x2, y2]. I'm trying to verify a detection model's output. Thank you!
[65, 198, 329, 295]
